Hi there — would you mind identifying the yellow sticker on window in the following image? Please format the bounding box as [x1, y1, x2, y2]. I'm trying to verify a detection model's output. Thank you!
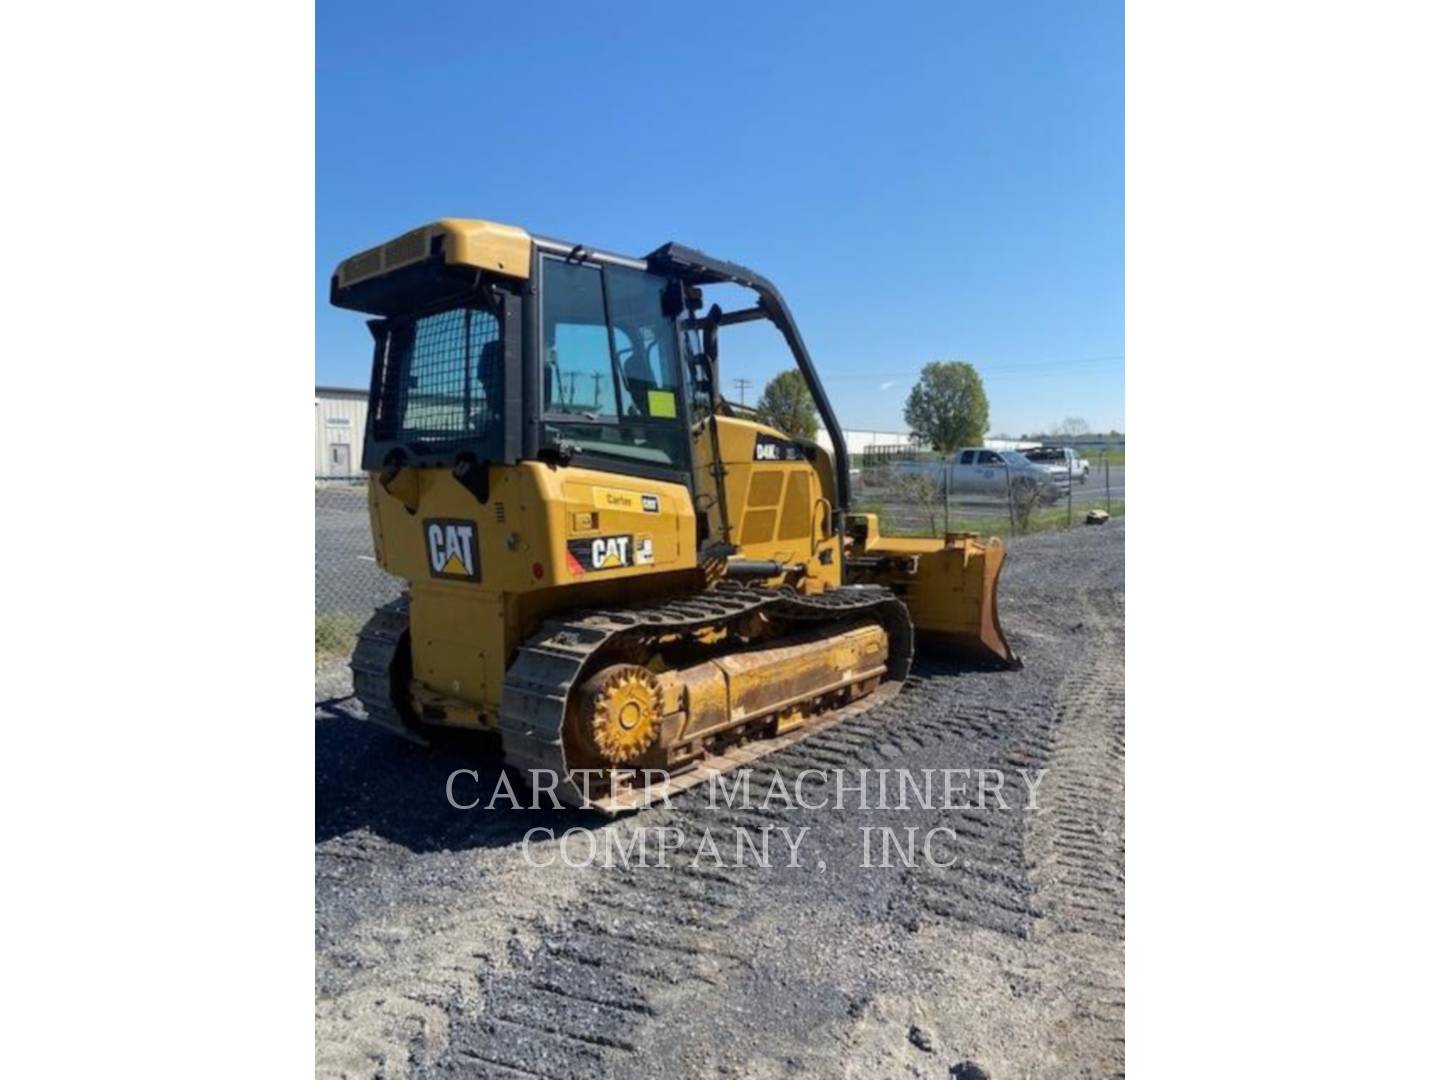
[647, 389, 677, 418]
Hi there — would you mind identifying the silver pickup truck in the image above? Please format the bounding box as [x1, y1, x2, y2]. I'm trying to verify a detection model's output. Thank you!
[894, 447, 1064, 503]
[1022, 446, 1091, 484]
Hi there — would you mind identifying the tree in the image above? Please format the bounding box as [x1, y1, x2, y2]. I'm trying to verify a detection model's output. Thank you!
[1050, 417, 1091, 436]
[903, 361, 990, 453]
[755, 369, 819, 440]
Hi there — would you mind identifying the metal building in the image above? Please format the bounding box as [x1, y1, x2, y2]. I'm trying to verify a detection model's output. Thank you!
[315, 386, 368, 476]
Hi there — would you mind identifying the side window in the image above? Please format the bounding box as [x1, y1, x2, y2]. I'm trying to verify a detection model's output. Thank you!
[605, 267, 683, 420]
[539, 258, 688, 470]
[980, 450, 1003, 465]
[542, 262, 616, 418]
[959, 450, 975, 465]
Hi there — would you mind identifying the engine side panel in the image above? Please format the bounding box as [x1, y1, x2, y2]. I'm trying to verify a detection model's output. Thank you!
[692, 416, 842, 590]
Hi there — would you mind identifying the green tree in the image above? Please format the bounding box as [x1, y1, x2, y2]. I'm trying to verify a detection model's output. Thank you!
[755, 369, 819, 440]
[903, 361, 990, 453]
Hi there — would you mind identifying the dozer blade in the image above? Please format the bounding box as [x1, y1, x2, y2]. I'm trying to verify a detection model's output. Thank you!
[845, 518, 1021, 670]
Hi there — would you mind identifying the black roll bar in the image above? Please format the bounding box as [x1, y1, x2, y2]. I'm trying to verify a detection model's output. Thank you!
[645, 242, 852, 517]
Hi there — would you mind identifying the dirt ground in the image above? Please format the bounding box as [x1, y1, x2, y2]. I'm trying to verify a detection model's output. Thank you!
[316, 521, 1125, 1079]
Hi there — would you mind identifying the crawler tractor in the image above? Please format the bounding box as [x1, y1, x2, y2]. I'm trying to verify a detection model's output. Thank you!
[330, 219, 1018, 812]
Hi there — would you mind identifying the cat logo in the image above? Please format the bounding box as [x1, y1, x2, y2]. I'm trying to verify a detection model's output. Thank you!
[641, 493, 661, 514]
[424, 519, 480, 581]
[565, 534, 634, 574]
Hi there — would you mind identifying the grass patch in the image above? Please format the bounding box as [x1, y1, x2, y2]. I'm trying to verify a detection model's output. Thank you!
[316, 613, 366, 662]
[1019, 499, 1126, 535]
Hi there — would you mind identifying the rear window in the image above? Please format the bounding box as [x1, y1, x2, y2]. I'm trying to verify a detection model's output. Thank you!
[370, 304, 503, 450]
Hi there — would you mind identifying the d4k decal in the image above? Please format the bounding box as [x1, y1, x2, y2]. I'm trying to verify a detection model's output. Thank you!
[754, 434, 811, 462]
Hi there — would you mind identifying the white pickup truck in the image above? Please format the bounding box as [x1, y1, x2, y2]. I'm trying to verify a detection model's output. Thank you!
[1022, 446, 1090, 485]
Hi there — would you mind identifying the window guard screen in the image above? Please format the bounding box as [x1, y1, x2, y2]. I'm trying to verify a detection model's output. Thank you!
[371, 305, 502, 451]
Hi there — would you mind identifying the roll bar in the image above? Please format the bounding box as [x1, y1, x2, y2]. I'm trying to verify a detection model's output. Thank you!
[645, 243, 852, 514]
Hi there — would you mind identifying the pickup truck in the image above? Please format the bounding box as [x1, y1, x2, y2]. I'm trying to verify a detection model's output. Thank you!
[893, 448, 1063, 503]
[1022, 446, 1090, 485]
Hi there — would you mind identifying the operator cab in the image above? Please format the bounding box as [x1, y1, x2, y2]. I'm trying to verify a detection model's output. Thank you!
[330, 219, 853, 524]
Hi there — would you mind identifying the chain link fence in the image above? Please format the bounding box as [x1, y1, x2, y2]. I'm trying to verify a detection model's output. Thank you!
[852, 447, 1125, 538]
[315, 477, 401, 662]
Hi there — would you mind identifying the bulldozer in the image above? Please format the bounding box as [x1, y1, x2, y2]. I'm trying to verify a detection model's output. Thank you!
[329, 218, 1019, 813]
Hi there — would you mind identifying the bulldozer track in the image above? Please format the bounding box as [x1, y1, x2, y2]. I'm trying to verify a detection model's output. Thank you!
[497, 583, 914, 812]
[350, 598, 422, 743]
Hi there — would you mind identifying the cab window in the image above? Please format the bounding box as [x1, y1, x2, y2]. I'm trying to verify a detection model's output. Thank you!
[369, 303, 503, 454]
[541, 258, 686, 469]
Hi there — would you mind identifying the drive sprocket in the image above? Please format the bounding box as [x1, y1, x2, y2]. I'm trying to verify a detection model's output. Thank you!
[581, 664, 663, 763]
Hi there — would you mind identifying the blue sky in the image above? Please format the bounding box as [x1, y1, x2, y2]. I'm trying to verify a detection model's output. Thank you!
[317, 0, 1123, 436]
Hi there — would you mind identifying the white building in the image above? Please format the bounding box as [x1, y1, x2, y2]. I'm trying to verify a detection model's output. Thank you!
[315, 386, 368, 476]
[815, 429, 917, 455]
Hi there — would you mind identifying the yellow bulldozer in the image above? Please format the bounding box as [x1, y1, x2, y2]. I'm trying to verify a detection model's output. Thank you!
[330, 218, 1018, 812]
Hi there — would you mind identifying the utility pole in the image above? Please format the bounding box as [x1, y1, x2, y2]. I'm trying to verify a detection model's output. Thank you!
[732, 378, 752, 406]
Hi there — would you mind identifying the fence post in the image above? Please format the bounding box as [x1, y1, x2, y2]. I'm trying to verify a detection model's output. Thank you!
[1002, 463, 1016, 536]
[1067, 468, 1073, 528]
[944, 460, 951, 535]
[1105, 453, 1111, 513]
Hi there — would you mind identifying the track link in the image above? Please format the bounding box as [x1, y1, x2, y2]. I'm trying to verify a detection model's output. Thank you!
[499, 583, 914, 812]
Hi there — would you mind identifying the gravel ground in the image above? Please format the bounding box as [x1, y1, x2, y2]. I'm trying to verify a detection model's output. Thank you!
[316, 521, 1125, 1078]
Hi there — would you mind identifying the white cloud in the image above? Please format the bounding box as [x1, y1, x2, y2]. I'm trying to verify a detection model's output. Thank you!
[879, 381, 896, 391]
